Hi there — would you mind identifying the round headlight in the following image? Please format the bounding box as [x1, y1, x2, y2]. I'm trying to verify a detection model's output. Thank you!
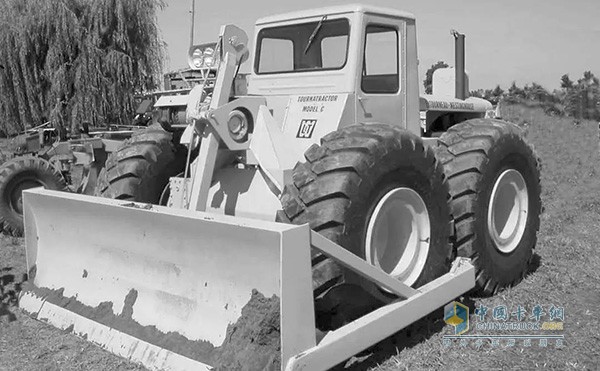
[202, 47, 216, 68]
[227, 110, 249, 142]
[191, 48, 204, 69]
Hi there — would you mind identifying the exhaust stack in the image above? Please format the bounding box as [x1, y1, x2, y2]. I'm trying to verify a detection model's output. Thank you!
[451, 30, 466, 100]
[189, 0, 196, 49]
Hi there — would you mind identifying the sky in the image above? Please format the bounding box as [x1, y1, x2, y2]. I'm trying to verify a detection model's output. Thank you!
[158, 0, 600, 91]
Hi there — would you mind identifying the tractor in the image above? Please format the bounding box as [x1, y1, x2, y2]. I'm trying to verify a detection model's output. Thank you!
[0, 87, 196, 236]
[20, 4, 541, 370]
[0, 124, 132, 236]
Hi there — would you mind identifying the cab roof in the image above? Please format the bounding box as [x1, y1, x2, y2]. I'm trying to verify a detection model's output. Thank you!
[255, 4, 416, 25]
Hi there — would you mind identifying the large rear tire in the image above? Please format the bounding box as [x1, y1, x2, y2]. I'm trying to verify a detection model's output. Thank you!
[0, 157, 69, 236]
[435, 119, 542, 295]
[279, 124, 452, 325]
[95, 126, 184, 203]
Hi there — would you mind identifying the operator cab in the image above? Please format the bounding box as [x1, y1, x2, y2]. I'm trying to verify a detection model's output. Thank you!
[248, 4, 420, 135]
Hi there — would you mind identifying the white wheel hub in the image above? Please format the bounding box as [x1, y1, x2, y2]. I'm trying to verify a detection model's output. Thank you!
[365, 187, 430, 287]
[487, 169, 529, 253]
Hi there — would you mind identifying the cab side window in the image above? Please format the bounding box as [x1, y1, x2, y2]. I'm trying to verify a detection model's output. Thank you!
[361, 25, 399, 94]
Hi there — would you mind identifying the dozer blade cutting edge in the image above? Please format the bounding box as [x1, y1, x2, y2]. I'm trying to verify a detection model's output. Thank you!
[20, 188, 476, 371]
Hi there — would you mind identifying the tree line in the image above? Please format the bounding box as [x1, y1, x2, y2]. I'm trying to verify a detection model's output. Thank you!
[425, 61, 600, 121]
[0, 0, 165, 136]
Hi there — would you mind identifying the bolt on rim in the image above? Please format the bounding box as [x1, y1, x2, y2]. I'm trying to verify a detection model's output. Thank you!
[487, 169, 529, 254]
[365, 187, 430, 287]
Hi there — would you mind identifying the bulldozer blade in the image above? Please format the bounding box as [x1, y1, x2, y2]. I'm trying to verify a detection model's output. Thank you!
[20, 188, 316, 370]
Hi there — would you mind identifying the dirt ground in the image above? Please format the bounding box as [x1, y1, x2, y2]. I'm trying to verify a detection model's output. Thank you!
[1, 105, 599, 370]
[0, 236, 145, 371]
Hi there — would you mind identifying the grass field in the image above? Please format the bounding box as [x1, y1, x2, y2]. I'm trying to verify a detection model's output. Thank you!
[1, 104, 599, 370]
[357, 105, 600, 370]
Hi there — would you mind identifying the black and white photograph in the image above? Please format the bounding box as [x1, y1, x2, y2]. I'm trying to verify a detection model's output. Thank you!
[0, 0, 598, 370]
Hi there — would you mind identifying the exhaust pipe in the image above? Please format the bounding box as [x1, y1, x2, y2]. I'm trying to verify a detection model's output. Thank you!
[189, 0, 196, 49]
[451, 30, 466, 100]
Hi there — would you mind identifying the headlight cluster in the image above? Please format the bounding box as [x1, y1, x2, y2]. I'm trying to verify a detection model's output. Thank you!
[187, 43, 219, 70]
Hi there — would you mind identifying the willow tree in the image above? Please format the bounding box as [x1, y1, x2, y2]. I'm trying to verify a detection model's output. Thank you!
[0, 0, 165, 135]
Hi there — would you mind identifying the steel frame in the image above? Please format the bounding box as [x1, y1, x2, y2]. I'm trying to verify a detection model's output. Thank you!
[286, 232, 475, 370]
[21, 190, 475, 371]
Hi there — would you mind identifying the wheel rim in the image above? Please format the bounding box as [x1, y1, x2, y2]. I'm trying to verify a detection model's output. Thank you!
[9, 178, 45, 215]
[487, 169, 529, 254]
[365, 187, 430, 287]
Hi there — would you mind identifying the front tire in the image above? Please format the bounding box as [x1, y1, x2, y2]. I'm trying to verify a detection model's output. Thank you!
[0, 157, 69, 236]
[280, 124, 452, 300]
[95, 126, 184, 202]
[435, 119, 542, 295]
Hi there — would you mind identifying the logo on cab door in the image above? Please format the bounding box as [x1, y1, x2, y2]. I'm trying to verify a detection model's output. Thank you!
[297, 119, 317, 138]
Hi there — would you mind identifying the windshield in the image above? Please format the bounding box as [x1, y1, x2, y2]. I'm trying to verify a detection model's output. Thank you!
[255, 18, 350, 74]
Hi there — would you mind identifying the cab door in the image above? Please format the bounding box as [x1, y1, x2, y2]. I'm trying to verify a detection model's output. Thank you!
[356, 17, 406, 127]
